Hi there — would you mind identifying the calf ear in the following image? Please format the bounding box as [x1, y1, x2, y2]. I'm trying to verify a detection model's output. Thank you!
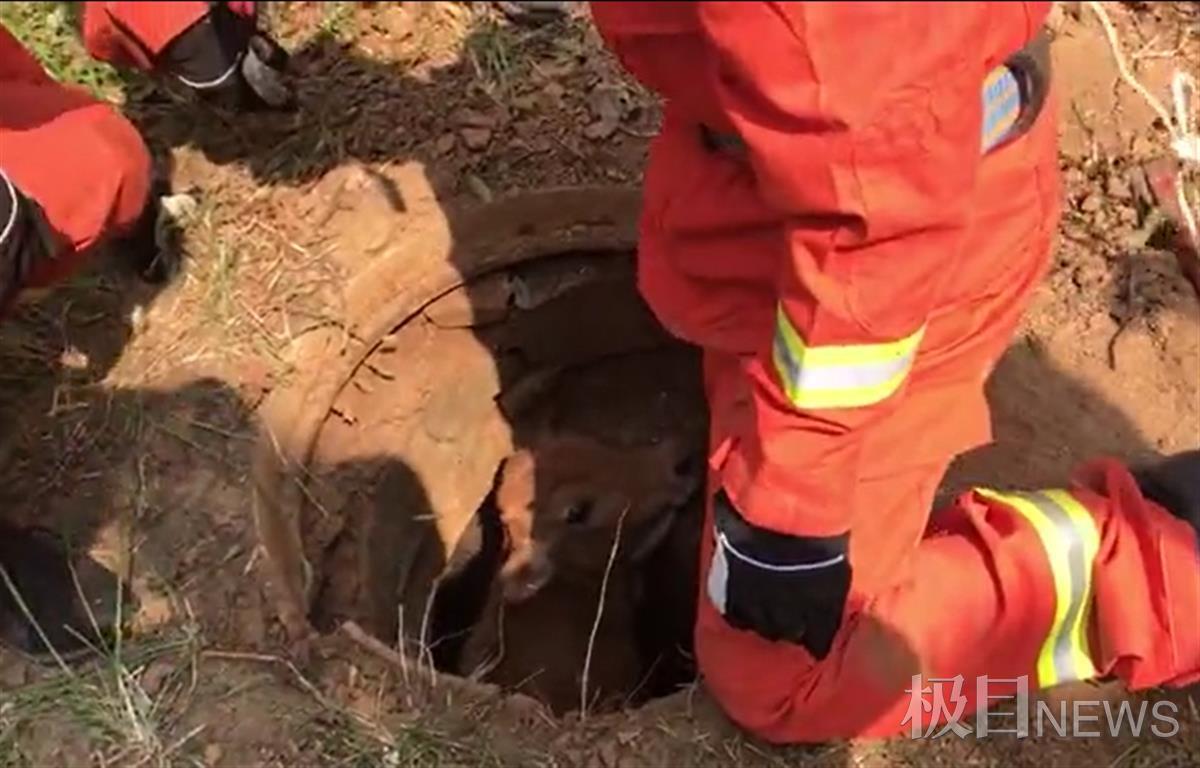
[493, 450, 535, 515]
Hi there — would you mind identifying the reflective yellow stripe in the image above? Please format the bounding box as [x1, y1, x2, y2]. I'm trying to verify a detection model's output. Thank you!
[772, 304, 925, 410]
[977, 488, 1101, 687]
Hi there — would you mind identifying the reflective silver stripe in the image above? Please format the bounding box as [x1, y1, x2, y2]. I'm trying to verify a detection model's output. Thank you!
[707, 531, 729, 616]
[716, 530, 845, 573]
[0, 170, 18, 247]
[773, 334, 916, 393]
[177, 55, 242, 90]
[977, 488, 1100, 687]
[1022, 492, 1091, 684]
[771, 306, 925, 410]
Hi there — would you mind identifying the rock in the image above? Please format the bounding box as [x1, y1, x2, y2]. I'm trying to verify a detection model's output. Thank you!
[0, 661, 28, 688]
[588, 84, 624, 124]
[597, 741, 621, 768]
[460, 127, 492, 151]
[1071, 261, 1107, 292]
[453, 107, 496, 129]
[514, 119, 540, 140]
[584, 119, 618, 140]
[59, 346, 90, 371]
[1131, 133, 1157, 158]
[204, 743, 224, 767]
[434, 133, 457, 156]
[139, 657, 175, 697]
[1064, 167, 1087, 187]
[1079, 193, 1103, 213]
[510, 94, 537, 112]
[465, 173, 494, 203]
[1106, 173, 1132, 200]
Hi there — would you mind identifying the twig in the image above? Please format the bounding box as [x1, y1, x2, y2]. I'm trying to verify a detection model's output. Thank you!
[1107, 260, 1138, 370]
[580, 504, 629, 719]
[184, 418, 253, 441]
[1086, 1, 1198, 248]
[1107, 742, 1140, 768]
[1086, 2, 1174, 128]
[339, 620, 505, 701]
[242, 545, 262, 577]
[200, 649, 334, 709]
[396, 603, 411, 689]
[417, 577, 442, 683]
[128, 723, 205, 768]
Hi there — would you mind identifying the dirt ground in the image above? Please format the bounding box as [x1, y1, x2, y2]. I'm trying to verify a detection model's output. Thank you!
[0, 2, 1198, 766]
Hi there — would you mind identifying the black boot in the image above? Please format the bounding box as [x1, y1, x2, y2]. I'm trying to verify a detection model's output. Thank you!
[0, 523, 125, 663]
[111, 180, 178, 286]
[1133, 450, 1200, 535]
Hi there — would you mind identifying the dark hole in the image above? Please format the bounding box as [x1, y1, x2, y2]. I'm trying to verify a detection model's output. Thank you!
[427, 471, 507, 673]
[427, 473, 700, 715]
[0, 523, 129, 662]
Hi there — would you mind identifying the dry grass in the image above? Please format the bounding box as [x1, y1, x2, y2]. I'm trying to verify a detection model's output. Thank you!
[0, 576, 202, 768]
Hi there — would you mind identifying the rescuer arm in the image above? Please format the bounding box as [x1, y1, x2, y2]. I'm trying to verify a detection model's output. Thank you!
[81, 1, 292, 110]
[696, 2, 985, 657]
[0, 170, 61, 311]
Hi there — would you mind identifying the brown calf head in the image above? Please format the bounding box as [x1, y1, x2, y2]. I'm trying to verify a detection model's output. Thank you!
[494, 434, 700, 603]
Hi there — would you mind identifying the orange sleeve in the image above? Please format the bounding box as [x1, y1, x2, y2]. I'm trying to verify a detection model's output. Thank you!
[81, 2, 218, 70]
[0, 24, 55, 84]
[696, 2, 988, 537]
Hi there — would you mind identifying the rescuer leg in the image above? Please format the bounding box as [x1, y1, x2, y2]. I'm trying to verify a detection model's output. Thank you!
[694, 455, 1200, 743]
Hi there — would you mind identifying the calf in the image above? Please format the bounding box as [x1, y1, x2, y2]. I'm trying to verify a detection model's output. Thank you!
[457, 434, 699, 714]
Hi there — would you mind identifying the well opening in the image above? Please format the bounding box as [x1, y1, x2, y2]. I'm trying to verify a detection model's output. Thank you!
[286, 240, 708, 716]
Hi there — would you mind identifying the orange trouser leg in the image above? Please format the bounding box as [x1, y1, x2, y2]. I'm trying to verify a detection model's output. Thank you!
[695, 370, 1200, 742]
[0, 26, 151, 291]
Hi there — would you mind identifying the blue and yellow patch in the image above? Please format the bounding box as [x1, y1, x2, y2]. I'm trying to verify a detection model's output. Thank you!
[981, 66, 1023, 153]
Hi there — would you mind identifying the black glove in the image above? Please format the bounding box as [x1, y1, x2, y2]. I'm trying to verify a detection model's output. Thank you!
[1133, 450, 1200, 535]
[707, 489, 851, 659]
[111, 179, 175, 285]
[159, 3, 294, 111]
[0, 170, 59, 309]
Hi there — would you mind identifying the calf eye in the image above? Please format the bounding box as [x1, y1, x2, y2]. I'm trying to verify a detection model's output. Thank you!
[564, 499, 594, 525]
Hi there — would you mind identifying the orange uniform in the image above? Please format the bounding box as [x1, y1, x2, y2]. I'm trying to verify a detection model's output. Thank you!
[0, 22, 151, 295]
[0, 2, 260, 305]
[591, 1, 1200, 741]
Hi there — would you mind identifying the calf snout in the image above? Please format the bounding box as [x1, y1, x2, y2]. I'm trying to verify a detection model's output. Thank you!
[499, 542, 554, 603]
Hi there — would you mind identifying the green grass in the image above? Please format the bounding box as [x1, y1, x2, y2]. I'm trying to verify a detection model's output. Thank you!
[0, 630, 201, 767]
[465, 16, 529, 99]
[319, 1, 357, 42]
[0, 1, 124, 101]
[298, 711, 512, 768]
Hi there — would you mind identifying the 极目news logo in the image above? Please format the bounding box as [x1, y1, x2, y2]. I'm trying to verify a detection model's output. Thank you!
[902, 675, 1180, 739]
